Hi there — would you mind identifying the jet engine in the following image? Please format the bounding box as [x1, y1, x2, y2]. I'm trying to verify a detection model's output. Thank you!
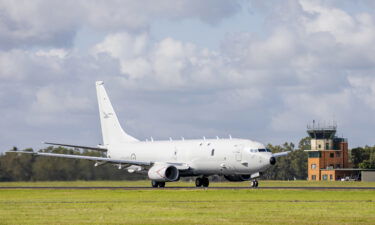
[148, 163, 179, 182]
[224, 174, 251, 182]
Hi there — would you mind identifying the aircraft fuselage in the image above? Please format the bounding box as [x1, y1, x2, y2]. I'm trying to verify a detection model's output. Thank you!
[109, 138, 273, 177]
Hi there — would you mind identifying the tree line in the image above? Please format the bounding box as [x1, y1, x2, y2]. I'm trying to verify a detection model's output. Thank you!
[0, 147, 145, 181]
[0, 137, 374, 181]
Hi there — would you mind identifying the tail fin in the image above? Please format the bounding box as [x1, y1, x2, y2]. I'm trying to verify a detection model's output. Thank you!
[96, 81, 138, 146]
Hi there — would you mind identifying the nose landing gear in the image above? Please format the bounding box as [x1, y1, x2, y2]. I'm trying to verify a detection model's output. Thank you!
[250, 180, 258, 188]
[195, 177, 209, 187]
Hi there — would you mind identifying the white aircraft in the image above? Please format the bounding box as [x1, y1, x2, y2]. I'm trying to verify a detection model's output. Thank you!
[10, 81, 289, 188]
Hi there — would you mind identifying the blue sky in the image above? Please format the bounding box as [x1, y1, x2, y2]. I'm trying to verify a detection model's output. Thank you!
[1, 0, 375, 152]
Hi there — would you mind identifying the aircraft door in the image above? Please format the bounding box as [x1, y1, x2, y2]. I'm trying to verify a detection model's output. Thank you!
[234, 144, 243, 161]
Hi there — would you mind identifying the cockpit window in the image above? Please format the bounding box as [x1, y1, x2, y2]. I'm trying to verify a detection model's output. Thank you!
[266, 148, 272, 152]
[258, 149, 266, 152]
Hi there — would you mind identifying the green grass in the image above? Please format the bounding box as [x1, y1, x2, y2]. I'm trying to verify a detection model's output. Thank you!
[0, 181, 374, 224]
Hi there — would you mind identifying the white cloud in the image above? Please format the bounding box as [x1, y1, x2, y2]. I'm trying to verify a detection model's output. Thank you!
[31, 86, 91, 114]
[35, 48, 69, 59]
[2, 0, 375, 151]
[0, 0, 241, 49]
[348, 75, 375, 110]
[92, 32, 235, 89]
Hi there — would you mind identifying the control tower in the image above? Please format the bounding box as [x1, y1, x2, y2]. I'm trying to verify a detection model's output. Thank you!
[305, 121, 349, 181]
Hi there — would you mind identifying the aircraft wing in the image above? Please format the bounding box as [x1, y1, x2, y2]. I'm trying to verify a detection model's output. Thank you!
[272, 151, 291, 158]
[6, 151, 151, 166]
[43, 142, 107, 152]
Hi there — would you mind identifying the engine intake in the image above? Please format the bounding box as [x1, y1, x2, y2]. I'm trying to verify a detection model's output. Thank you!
[270, 156, 276, 165]
[148, 163, 179, 182]
[224, 174, 251, 182]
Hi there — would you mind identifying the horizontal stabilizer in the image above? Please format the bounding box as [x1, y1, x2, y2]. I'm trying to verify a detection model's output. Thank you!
[43, 142, 107, 152]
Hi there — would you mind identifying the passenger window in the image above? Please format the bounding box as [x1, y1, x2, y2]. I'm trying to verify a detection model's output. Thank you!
[211, 149, 215, 156]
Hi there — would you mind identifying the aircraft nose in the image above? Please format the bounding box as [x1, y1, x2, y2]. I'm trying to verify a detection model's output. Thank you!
[269, 156, 276, 165]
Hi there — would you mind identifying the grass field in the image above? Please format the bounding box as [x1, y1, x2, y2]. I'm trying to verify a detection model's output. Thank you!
[0, 181, 374, 225]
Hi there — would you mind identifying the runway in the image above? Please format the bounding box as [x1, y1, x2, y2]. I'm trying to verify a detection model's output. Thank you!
[1, 186, 374, 190]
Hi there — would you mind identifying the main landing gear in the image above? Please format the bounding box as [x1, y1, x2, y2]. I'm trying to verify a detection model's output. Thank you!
[151, 180, 165, 188]
[195, 177, 209, 187]
[250, 180, 259, 188]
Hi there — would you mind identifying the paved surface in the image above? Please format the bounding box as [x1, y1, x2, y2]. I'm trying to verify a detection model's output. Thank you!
[0, 186, 374, 190]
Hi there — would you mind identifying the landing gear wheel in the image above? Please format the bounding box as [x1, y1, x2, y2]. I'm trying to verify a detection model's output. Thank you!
[151, 180, 158, 188]
[250, 180, 259, 188]
[195, 177, 203, 187]
[202, 177, 209, 187]
[158, 182, 165, 188]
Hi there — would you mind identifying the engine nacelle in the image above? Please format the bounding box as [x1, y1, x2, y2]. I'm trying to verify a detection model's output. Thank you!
[148, 163, 179, 182]
[224, 174, 251, 182]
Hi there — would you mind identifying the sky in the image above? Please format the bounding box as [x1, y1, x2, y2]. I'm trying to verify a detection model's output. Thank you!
[1, 0, 375, 152]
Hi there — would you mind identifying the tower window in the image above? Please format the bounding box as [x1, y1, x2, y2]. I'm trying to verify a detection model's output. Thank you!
[330, 153, 334, 158]
[308, 152, 321, 158]
[326, 143, 329, 149]
[311, 164, 316, 169]
[336, 152, 341, 157]
[311, 175, 316, 180]
[330, 175, 333, 180]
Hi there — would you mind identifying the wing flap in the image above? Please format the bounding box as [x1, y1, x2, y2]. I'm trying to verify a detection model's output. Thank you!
[43, 142, 107, 152]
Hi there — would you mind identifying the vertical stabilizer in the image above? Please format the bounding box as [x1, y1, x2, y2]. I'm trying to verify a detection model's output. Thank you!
[96, 81, 138, 146]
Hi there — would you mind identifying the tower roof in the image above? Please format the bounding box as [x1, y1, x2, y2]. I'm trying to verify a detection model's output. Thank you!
[307, 122, 337, 139]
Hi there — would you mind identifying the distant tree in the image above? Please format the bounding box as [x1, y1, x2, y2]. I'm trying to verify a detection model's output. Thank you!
[351, 146, 375, 169]
[298, 137, 311, 150]
[0, 147, 34, 181]
[0, 146, 146, 181]
[357, 146, 375, 169]
[262, 140, 307, 180]
[351, 147, 368, 167]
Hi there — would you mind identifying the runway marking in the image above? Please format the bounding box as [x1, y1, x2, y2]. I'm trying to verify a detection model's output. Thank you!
[0, 186, 374, 190]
